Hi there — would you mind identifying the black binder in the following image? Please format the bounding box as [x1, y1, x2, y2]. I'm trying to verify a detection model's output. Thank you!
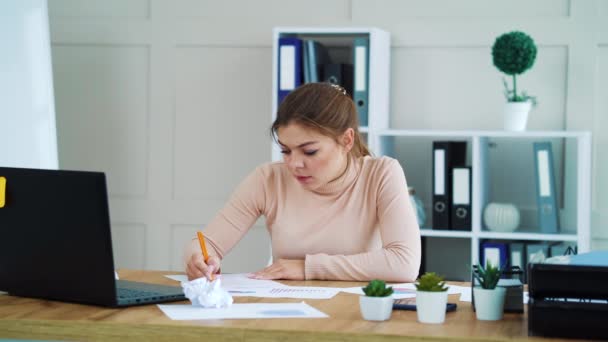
[432, 141, 466, 229]
[451, 166, 471, 231]
[321, 63, 354, 97]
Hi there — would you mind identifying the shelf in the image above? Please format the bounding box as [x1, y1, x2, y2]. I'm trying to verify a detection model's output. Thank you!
[478, 231, 578, 242]
[375, 129, 590, 139]
[420, 229, 472, 238]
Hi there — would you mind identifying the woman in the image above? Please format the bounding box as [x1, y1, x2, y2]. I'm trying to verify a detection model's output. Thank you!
[184, 82, 420, 282]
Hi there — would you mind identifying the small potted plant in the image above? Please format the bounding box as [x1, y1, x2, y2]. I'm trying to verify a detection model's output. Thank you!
[473, 261, 506, 321]
[415, 272, 449, 324]
[359, 279, 394, 321]
[492, 30, 538, 131]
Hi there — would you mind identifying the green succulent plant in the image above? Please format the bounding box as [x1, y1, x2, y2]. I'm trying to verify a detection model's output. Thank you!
[492, 31, 537, 104]
[362, 279, 394, 297]
[415, 272, 448, 292]
[474, 262, 503, 290]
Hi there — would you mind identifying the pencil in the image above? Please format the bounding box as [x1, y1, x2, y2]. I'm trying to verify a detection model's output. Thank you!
[196, 231, 214, 281]
[196, 231, 209, 262]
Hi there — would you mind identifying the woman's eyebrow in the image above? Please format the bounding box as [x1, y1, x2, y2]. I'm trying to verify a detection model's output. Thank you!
[277, 140, 319, 148]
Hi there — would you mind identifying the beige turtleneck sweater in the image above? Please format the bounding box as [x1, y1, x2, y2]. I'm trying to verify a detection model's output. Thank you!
[186, 156, 421, 282]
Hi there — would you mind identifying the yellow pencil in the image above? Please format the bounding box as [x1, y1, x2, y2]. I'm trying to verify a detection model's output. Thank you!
[196, 231, 214, 280]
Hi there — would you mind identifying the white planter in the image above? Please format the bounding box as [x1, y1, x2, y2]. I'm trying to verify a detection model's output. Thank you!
[359, 295, 393, 321]
[415, 290, 448, 324]
[483, 202, 520, 232]
[473, 287, 506, 321]
[504, 101, 532, 131]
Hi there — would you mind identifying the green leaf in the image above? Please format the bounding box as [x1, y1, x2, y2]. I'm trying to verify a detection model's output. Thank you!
[362, 279, 394, 297]
[415, 272, 448, 292]
[474, 262, 503, 289]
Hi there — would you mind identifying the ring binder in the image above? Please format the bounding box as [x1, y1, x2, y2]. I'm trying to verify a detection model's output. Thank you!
[277, 37, 303, 106]
[432, 141, 466, 229]
[533, 142, 559, 233]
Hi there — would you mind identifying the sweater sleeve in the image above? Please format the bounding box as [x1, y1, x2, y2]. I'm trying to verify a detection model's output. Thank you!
[185, 166, 267, 263]
[305, 159, 421, 282]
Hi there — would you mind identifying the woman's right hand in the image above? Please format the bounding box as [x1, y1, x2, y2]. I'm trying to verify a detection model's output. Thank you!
[186, 251, 221, 281]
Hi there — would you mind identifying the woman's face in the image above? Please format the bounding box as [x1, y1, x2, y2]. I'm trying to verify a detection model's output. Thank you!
[276, 123, 353, 191]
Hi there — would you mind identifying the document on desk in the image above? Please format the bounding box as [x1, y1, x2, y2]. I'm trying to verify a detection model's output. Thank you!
[165, 273, 288, 289]
[230, 286, 339, 299]
[158, 302, 328, 320]
[165, 274, 338, 299]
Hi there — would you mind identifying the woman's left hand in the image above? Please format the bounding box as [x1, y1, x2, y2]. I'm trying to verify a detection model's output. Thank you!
[251, 259, 305, 280]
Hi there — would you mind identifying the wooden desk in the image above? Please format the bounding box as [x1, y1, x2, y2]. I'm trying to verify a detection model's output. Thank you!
[0, 270, 571, 342]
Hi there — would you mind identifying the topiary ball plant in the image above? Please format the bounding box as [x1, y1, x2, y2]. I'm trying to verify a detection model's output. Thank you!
[492, 31, 537, 103]
[362, 279, 394, 297]
[415, 272, 449, 292]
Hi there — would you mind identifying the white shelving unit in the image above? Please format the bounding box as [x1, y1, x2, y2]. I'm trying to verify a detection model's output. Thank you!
[271, 27, 390, 161]
[270, 27, 592, 281]
[375, 130, 591, 278]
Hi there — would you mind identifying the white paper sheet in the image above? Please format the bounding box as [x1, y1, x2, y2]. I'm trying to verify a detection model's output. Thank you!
[229, 286, 339, 299]
[459, 288, 472, 302]
[165, 273, 288, 289]
[158, 302, 328, 320]
[166, 274, 339, 299]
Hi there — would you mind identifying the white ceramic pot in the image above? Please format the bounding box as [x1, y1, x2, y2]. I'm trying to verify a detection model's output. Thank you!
[473, 287, 506, 321]
[483, 203, 520, 232]
[415, 290, 449, 324]
[359, 295, 393, 321]
[504, 101, 532, 131]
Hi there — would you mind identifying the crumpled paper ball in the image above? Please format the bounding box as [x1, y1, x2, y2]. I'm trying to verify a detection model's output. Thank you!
[181, 276, 233, 308]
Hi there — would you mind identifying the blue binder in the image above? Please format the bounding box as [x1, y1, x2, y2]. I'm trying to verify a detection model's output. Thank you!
[533, 142, 559, 233]
[277, 37, 303, 106]
[480, 241, 509, 269]
[353, 37, 369, 127]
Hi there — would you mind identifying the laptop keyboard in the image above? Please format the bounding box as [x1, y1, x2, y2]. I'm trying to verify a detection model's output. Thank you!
[117, 287, 163, 299]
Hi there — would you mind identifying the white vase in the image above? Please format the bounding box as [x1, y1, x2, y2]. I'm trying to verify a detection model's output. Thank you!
[504, 101, 532, 131]
[473, 287, 506, 321]
[483, 202, 520, 232]
[415, 290, 448, 324]
[359, 295, 393, 321]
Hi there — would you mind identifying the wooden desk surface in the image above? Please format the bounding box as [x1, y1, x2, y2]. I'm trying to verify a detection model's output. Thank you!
[0, 270, 574, 342]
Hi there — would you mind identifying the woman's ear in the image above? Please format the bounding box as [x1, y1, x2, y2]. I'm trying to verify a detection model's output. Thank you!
[341, 128, 355, 152]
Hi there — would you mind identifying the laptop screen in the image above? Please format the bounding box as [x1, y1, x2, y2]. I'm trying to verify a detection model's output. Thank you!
[0, 167, 119, 305]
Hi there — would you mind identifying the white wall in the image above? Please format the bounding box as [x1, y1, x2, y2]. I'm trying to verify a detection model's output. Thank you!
[47, 0, 608, 271]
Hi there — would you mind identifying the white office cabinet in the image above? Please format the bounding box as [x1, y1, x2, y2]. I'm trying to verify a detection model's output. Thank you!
[271, 27, 390, 162]
[376, 130, 591, 280]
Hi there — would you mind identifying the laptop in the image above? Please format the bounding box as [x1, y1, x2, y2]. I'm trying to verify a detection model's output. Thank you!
[0, 166, 186, 307]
